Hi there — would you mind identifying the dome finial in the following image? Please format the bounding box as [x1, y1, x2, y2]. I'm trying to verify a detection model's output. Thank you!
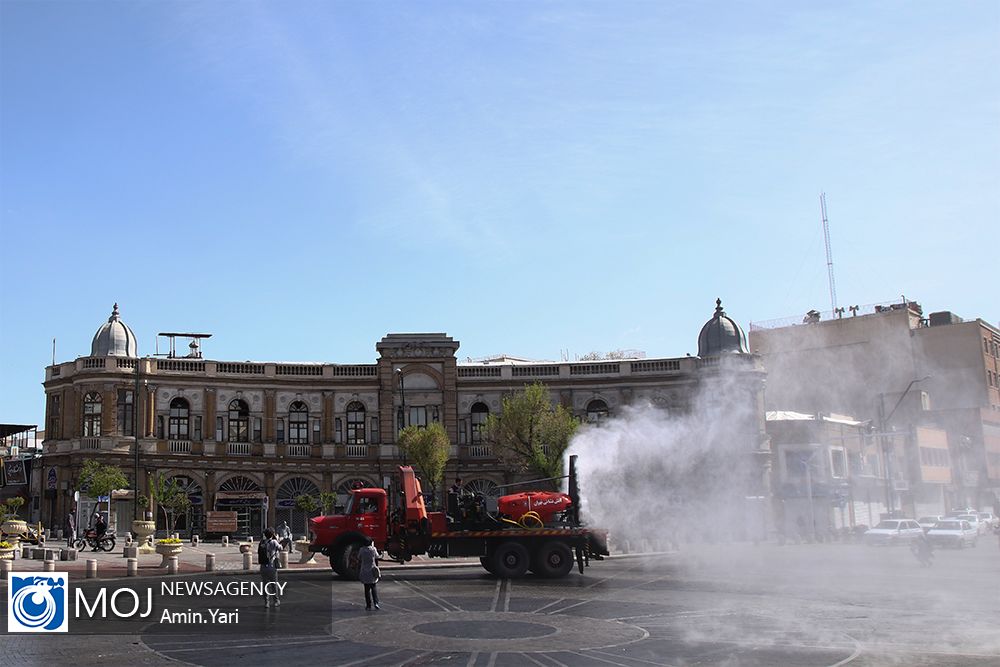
[109, 303, 121, 322]
[715, 298, 725, 317]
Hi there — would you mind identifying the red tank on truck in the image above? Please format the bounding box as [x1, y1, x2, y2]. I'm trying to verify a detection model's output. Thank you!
[308, 455, 609, 579]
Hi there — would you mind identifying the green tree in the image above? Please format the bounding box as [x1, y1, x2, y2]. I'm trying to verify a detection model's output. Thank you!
[484, 382, 580, 483]
[397, 423, 450, 509]
[149, 473, 192, 532]
[319, 491, 338, 515]
[77, 459, 129, 515]
[295, 494, 318, 515]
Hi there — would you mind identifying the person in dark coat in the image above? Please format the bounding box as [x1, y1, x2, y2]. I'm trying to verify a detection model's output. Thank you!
[358, 536, 381, 610]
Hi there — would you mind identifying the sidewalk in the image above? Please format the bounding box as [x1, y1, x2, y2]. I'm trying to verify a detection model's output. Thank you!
[0, 541, 482, 582]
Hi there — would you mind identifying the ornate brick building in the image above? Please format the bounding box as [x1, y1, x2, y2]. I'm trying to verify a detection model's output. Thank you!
[39, 302, 766, 537]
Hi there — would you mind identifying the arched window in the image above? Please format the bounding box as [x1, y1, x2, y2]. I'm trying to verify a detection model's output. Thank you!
[470, 402, 489, 444]
[276, 477, 321, 535]
[288, 401, 308, 444]
[346, 401, 365, 444]
[465, 478, 501, 513]
[228, 399, 249, 442]
[83, 392, 102, 437]
[168, 397, 190, 439]
[586, 399, 609, 424]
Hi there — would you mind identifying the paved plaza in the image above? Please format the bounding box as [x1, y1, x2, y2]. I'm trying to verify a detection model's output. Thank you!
[3, 540, 999, 666]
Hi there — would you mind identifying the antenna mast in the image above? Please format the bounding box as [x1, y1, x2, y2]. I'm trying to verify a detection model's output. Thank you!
[820, 192, 837, 312]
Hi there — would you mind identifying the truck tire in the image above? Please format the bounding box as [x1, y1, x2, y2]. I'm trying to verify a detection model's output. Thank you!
[332, 542, 362, 580]
[491, 541, 529, 579]
[531, 541, 574, 578]
[480, 556, 496, 575]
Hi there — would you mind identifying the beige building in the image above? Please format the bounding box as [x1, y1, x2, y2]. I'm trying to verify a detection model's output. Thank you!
[39, 302, 767, 538]
[751, 299, 1000, 517]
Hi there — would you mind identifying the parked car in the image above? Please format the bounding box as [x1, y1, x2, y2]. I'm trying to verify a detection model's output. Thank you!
[975, 511, 998, 529]
[864, 519, 924, 546]
[917, 516, 944, 532]
[952, 514, 988, 536]
[926, 520, 978, 549]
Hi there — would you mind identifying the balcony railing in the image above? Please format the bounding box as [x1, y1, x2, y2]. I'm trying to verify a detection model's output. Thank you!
[227, 442, 252, 456]
[168, 440, 192, 454]
[81, 437, 101, 450]
[286, 444, 311, 457]
[345, 444, 367, 458]
[467, 444, 493, 458]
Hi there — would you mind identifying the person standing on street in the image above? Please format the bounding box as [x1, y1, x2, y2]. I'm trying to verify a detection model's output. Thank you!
[277, 521, 293, 552]
[65, 510, 77, 547]
[258, 528, 282, 608]
[359, 536, 381, 610]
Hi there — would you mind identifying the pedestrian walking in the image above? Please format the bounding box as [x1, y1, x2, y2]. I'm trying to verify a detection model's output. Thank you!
[359, 536, 380, 610]
[65, 510, 77, 547]
[258, 527, 282, 608]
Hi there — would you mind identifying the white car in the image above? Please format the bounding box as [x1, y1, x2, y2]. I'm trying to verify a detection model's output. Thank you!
[975, 511, 998, 529]
[952, 514, 988, 536]
[926, 520, 978, 549]
[864, 519, 925, 546]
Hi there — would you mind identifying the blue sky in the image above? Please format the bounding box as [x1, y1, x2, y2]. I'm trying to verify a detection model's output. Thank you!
[2, 1, 997, 427]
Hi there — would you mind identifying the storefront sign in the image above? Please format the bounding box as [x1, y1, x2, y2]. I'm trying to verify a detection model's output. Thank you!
[3, 459, 27, 485]
[47, 467, 58, 490]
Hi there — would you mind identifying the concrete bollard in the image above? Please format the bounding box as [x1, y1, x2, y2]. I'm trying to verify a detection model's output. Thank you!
[242, 552, 252, 571]
[43, 549, 56, 562]
[279, 551, 289, 569]
[86, 559, 98, 579]
[206, 553, 215, 572]
[43, 558, 56, 572]
[21, 547, 31, 560]
[125, 534, 133, 545]
[222, 536, 229, 547]
[167, 556, 178, 575]
[127, 558, 138, 576]
[191, 535, 200, 547]
[0, 559, 11, 575]
[123, 545, 138, 559]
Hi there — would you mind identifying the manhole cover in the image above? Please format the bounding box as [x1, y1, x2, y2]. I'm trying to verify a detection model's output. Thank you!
[414, 620, 557, 639]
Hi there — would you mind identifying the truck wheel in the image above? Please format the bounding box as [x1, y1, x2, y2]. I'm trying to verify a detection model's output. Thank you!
[531, 541, 574, 578]
[338, 542, 362, 580]
[480, 556, 496, 575]
[491, 542, 529, 579]
[330, 553, 345, 576]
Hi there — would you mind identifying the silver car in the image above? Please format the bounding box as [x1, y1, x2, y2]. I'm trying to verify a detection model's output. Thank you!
[864, 519, 925, 546]
[926, 520, 978, 548]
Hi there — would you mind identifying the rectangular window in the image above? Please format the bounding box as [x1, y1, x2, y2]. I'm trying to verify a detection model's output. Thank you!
[370, 416, 379, 444]
[117, 390, 134, 436]
[215, 416, 224, 441]
[313, 419, 321, 444]
[193, 416, 202, 441]
[253, 417, 262, 443]
[49, 395, 61, 438]
[830, 449, 846, 478]
[157, 416, 164, 440]
[410, 407, 427, 429]
[277, 418, 285, 444]
[334, 417, 342, 444]
[459, 420, 467, 445]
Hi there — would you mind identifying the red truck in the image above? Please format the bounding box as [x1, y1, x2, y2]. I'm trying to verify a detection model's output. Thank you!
[308, 455, 608, 579]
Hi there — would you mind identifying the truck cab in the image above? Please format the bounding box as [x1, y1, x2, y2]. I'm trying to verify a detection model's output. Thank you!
[309, 487, 388, 577]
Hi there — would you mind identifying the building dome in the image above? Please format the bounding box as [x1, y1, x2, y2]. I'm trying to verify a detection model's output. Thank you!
[697, 298, 749, 356]
[90, 303, 138, 357]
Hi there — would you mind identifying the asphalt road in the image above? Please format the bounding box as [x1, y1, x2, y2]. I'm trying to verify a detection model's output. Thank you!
[4, 539, 998, 666]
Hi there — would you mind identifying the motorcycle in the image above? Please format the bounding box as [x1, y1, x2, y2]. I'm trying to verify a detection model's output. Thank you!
[910, 538, 934, 567]
[74, 529, 116, 552]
